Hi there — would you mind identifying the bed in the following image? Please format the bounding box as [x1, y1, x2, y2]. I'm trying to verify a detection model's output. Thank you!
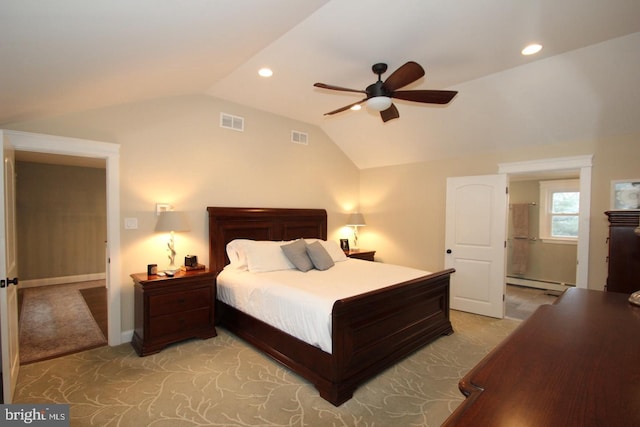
[208, 207, 454, 406]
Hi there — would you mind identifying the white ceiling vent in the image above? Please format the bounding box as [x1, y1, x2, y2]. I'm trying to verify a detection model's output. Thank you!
[291, 130, 308, 145]
[220, 113, 244, 132]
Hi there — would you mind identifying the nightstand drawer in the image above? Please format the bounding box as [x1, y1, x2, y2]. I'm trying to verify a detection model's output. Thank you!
[149, 307, 211, 339]
[149, 287, 211, 317]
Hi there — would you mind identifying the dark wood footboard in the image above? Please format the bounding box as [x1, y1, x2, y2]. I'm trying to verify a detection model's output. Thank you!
[321, 268, 453, 404]
[217, 268, 454, 406]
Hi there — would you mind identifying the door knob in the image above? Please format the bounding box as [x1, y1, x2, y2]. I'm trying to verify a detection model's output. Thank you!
[0, 278, 18, 288]
[446, 249, 452, 254]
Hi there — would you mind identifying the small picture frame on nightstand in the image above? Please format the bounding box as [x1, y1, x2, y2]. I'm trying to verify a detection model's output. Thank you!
[340, 238, 349, 251]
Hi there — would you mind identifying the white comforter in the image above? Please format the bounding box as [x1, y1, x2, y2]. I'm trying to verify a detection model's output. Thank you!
[217, 259, 431, 353]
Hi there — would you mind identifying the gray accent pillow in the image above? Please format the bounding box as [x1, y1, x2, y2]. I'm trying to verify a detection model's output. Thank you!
[281, 239, 314, 272]
[306, 241, 335, 271]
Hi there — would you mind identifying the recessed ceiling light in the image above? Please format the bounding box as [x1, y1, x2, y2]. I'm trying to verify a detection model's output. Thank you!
[521, 44, 543, 56]
[258, 67, 273, 77]
[350, 104, 361, 111]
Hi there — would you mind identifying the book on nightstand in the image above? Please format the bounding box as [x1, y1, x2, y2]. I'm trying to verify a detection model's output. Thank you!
[180, 263, 206, 271]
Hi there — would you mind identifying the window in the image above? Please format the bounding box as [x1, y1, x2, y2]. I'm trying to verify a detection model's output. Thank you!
[539, 179, 580, 243]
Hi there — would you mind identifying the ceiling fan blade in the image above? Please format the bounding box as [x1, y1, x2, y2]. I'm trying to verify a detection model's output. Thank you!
[383, 61, 425, 92]
[380, 104, 399, 122]
[314, 83, 366, 94]
[392, 90, 458, 104]
[324, 98, 367, 116]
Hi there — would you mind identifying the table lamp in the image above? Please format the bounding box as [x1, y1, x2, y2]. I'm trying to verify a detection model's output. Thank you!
[155, 210, 190, 273]
[346, 213, 366, 250]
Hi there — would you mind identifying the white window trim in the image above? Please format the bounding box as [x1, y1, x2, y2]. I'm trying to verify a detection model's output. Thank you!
[539, 179, 579, 244]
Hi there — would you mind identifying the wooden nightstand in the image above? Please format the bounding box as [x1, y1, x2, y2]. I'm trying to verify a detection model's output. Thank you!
[344, 249, 376, 261]
[131, 269, 217, 356]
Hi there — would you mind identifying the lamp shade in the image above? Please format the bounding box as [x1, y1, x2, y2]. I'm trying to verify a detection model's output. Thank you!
[366, 96, 392, 111]
[346, 213, 366, 226]
[155, 211, 190, 232]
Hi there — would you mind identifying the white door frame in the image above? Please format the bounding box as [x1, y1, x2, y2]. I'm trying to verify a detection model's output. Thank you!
[498, 155, 593, 289]
[1, 131, 20, 402]
[5, 130, 122, 345]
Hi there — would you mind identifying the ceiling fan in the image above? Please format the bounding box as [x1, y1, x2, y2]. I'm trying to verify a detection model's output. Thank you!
[314, 61, 457, 122]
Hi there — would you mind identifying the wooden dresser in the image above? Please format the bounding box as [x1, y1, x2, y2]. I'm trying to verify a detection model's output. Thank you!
[606, 210, 640, 294]
[442, 288, 640, 427]
[131, 269, 217, 356]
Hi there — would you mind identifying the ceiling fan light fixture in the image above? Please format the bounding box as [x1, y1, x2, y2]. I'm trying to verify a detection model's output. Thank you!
[366, 96, 392, 111]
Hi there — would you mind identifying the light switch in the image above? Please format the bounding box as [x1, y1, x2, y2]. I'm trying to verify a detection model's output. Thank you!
[124, 217, 138, 230]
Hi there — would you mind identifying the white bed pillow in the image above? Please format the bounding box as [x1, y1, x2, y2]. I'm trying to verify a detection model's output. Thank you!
[305, 239, 348, 262]
[244, 240, 296, 273]
[225, 239, 253, 270]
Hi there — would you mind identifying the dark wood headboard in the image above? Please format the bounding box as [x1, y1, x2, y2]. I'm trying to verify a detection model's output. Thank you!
[207, 207, 327, 275]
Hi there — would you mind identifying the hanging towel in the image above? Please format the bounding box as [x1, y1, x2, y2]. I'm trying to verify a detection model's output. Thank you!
[512, 238, 529, 275]
[512, 203, 529, 238]
[511, 204, 529, 274]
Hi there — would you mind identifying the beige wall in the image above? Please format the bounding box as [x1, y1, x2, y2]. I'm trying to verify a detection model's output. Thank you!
[360, 133, 640, 291]
[8, 95, 360, 332]
[16, 161, 106, 280]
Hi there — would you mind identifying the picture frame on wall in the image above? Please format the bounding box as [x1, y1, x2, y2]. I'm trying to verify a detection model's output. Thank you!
[611, 179, 640, 210]
[340, 238, 350, 252]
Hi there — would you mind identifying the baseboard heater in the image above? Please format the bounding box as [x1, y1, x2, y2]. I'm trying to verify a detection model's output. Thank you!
[506, 276, 574, 293]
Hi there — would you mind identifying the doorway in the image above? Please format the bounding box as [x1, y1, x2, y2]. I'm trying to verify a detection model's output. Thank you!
[506, 174, 579, 293]
[499, 155, 592, 289]
[6, 130, 121, 345]
[16, 156, 108, 363]
[502, 165, 586, 320]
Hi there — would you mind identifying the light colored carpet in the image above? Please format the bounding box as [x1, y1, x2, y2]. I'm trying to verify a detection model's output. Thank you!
[14, 310, 518, 426]
[19, 283, 107, 364]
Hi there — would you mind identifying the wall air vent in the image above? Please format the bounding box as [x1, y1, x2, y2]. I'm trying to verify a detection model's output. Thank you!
[291, 130, 308, 145]
[220, 113, 244, 132]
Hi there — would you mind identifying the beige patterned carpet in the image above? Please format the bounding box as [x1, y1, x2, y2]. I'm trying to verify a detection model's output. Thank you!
[14, 310, 518, 426]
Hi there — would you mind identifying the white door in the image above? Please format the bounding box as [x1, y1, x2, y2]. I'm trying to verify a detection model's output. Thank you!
[445, 174, 507, 318]
[0, 131, 19, 403]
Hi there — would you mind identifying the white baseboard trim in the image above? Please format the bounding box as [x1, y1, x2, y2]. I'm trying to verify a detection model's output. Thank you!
[20, 273, 106, 289]
[120, 330, 134, 345]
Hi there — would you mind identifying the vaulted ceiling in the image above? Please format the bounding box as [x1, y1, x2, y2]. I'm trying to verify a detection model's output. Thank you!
[2, 1, 640, 169]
